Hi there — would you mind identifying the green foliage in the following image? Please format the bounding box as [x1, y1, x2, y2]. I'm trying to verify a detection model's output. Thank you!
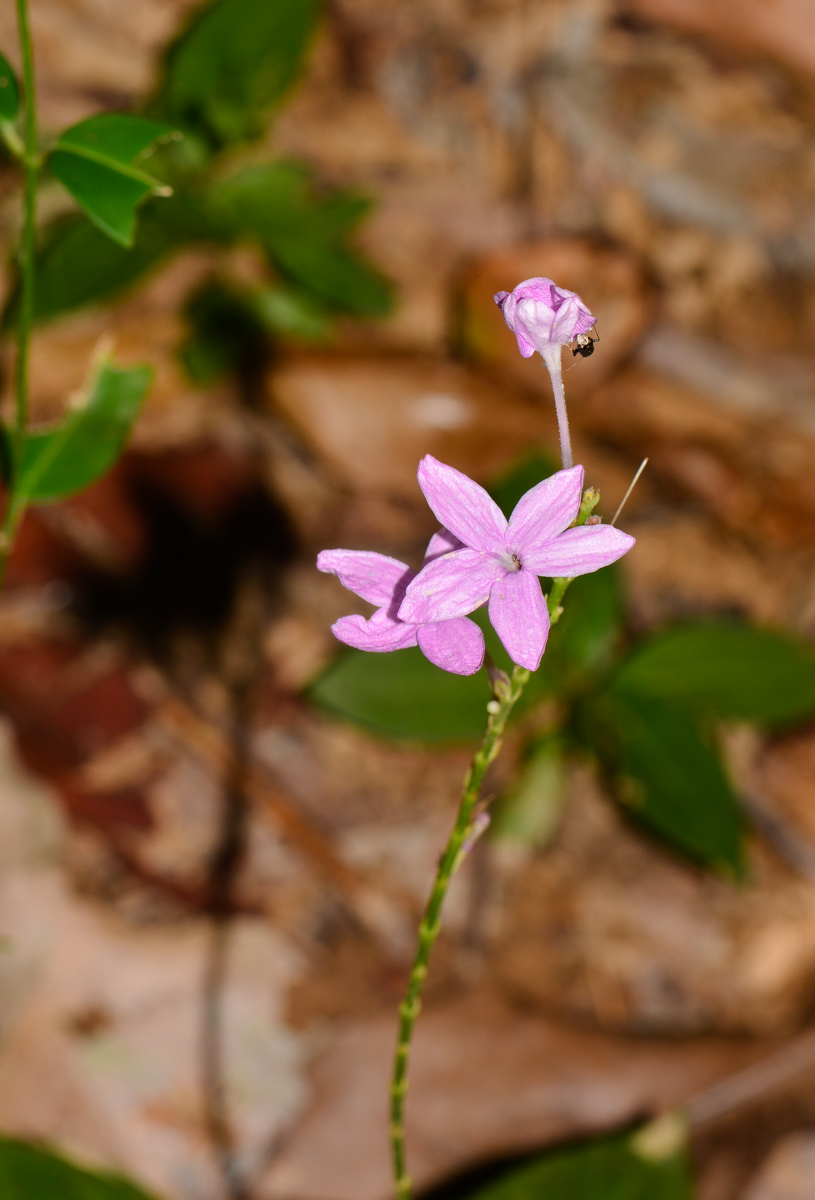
[0, 1136, 160, 1200]
[23, 212, 174, 323]
[613, 621, 815, 728]
[180, 281, 268, 383]
[467, 1127, 691, 1200]
[581, 688, 744, 874]
[155, 0, 321, 147]
[0, 51, 19, 122]
[308, 646, 493, 743]
[209, 163, 392, 315]
[50, 114, 173, 246]
[181, 278, 329, 383]
[14, 361, 151, 505]
[492, 735, 565, 846]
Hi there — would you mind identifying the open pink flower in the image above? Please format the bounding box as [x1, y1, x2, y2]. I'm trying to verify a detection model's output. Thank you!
[398, 456, 634, 671]
[493, 277, 595, 359]
[317, 530, 484, 676]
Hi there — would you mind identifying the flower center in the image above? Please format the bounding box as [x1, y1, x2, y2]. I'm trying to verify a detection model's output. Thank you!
[502, 551, 522, 572]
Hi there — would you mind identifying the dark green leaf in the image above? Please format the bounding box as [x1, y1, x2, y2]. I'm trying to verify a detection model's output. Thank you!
[492, 735, 565, 846]
[51, 114, 174, 246]
[469, 1125, 691, 1200]
[308, 646, 493, 742]
[0, 1136, 160, 1200]
[15, 361, 151, 504]
[209, 163, 392, 315]
[155, 0, 321, 146]
[8, 188, 217, 326]
[487, 449, 559, 519]
[0, 52, 19, 121]
[581, 689, 744, 873]
[180, 281, 269, 383]
[613, 621, 815, 728]
[544, 566, 624, 682]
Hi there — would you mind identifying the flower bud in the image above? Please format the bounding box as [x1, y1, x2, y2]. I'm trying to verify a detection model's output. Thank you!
[494, 277, 596, 359]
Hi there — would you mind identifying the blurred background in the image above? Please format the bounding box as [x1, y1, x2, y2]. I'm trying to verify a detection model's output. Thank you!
[1, 1, 815, 1198]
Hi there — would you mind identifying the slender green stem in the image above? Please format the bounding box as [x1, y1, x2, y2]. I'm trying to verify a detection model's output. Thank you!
[389, 580, 579, 1200]
[14, 0, 39, 457]
[389, 661, 530, 1200]
[1, 0, 40, 590]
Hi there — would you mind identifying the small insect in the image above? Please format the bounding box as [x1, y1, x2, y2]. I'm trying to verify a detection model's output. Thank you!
[571, 325, 599, 358]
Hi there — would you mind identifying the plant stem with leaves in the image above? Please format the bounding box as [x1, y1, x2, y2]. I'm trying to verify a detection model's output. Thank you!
[0, 0, 39, 587]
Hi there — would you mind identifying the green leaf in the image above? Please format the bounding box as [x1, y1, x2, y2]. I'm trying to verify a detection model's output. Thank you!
[545, 566, 624, 683]
[613, 621, 815, 728]
[51, 114, 174, 246]
[156, 0, 321, 146]
[0, 1135, 160, 1200]
[581, 688, 744, 873]
[468, 1124, 691, 1200]
[180, 281, 269, 383]
[0, 51, 19, 121]
[308, 646, 493, 743]
[209, 163, 392, 315]
[15, 361, 151, 505]
[252, 284, 330, 340]
[487, 449, 560, 519]
[20, 213, 172, 323]
[492, 735, 566, 846]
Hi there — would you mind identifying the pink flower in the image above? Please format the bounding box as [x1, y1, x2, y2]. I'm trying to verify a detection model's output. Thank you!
[317, 530, 485, 676]
[493, 277, 595, 359]
[398, 456, 634, 672]
[493, 277, 596, 470]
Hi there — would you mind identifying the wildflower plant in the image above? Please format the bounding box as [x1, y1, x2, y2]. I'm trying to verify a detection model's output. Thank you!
[318, 276, 638, 1200]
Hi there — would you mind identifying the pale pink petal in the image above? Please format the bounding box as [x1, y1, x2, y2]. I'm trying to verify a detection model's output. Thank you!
[488, 569, 550, 671]
[417, 618, 485, 676]
[331, 613, 418, 652]
[417, 456, 507, 553]
[318, 549, 412, 607]
[423, 528, 465, 564]
[521, 525, 635, 577]
[399, 548, 505, 623]
[507, 465, 584, 555]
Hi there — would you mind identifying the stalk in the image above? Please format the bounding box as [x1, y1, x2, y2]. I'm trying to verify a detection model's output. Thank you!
[0, 0, 40, 588]
[389, 584, 574, 1200]
[541, 342, 572, 470]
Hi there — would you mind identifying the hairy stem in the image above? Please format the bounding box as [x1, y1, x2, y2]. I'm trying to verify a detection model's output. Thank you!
[389, 583, 574, 1200]
[0, 0, 40, 590]
[541, 343, 572, 470]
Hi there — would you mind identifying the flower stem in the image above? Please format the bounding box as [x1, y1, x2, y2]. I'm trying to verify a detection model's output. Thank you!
[0, 0, 40, 590]
[389, 586, 573, 1200]
[541, 343, 572, 470]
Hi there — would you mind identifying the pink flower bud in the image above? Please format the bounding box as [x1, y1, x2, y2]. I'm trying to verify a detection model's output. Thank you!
[494, 277, 596, 359]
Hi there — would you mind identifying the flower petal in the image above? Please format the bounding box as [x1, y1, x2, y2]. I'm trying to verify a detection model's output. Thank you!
[331, 613, 418, 652]
[507, 465, 584, 555]
[423, 527, 465, 564]
[417, 618, 485, 676]
[318, 549, 413, 608]
[488, 569, 550, 671]
[521, 525, 635, 577]
[417, 456, 507, 553]
[399, 548, 505, 623]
